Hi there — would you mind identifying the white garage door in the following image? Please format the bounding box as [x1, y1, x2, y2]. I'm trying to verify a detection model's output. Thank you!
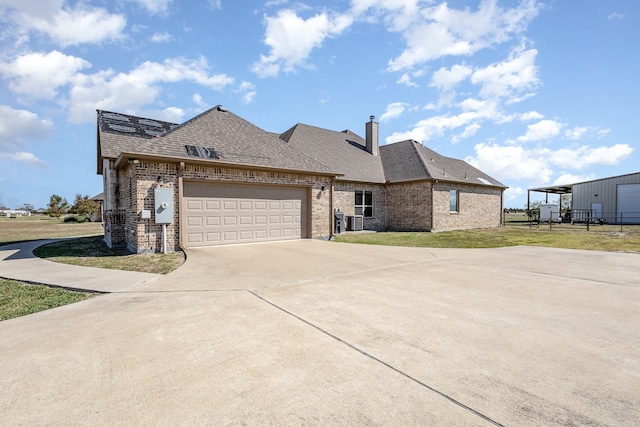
[617, 183, 640, 223]
[182, 182, 308, 247]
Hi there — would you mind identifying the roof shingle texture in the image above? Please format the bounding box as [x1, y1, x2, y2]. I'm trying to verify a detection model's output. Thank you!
[380, 140, 506, 187]
[98, 108, 333, 174]
[279, 123, 386, 183]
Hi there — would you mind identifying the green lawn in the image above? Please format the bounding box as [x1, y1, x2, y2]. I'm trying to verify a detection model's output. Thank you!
[34, 236, 185, 275]
[335, 223, 640, 253]
[0, 278, 97, 321]
[0, 216, 183, 321]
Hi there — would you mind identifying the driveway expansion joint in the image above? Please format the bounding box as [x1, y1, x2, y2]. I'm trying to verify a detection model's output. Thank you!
[247, 289, 505, 427]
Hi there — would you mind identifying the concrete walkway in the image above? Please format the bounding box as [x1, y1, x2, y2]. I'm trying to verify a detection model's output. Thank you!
[0, 239, 639, 426]
[0, 239, 160, 292]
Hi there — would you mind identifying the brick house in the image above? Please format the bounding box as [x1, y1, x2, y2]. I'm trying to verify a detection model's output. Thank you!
[97, 106, 506, 253]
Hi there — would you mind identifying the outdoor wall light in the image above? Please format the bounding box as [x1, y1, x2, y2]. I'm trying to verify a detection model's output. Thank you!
[321, 185, 326, 191]
[128, 158, 140, 164]
[157, 176, 164, 185]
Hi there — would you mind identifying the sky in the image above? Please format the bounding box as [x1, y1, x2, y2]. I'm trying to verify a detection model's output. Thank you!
[0, 0, 638, 210]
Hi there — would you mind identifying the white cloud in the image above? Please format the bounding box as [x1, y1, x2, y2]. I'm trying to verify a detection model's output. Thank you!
[608, 12, 624, 21]
[519, 111, 543, 121]
[192, 93, 209, 109]
[252, 9, 353, 77]
[553, 144, 634, 169]
[385, 0, 541, 71]
[430, 64, 472, 91]
[132, 0, 173, 15]
[237, 81, 257, 104]
[0, 151, 46, 168]
[68, 57, 234, 122]
[516, 119, 562, 142]
[553, 173, 596, 186]
[564, 126, 610, 140]
[0, 106, 53, 168]
[504, 186, 523, 202]
[150, 32, 172, 43]
[397, 72, 419, 87]
[380, 102, 408, 121]
[467, 142, 634, 185]
[386, 108, 495, 143]
[467, 142, 553, 183]
[471, 46, 539, 101]
[140, 107, 185, 123]
[208, 0, 222, 10]
[2, 1, 126, 46]
[0, 105, 54, 148]
[0, 51, 90, 100]
[452, 123, 481, 144]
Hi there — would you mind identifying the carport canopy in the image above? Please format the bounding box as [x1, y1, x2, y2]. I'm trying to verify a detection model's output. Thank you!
[527, 183, 573, 208]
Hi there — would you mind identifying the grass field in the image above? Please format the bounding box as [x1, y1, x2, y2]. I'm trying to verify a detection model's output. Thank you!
[1, 214, 638, 321]
[34, 236, 185, 274]
[0, 216, 184, 321]
[335, 213, 640, 253]
[0, 215, 104, 244]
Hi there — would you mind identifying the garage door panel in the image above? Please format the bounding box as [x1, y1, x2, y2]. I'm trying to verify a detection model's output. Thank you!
[183, 182, 307, 247]
[187, 200, 203, 210]
[205, 200, 220, 210]
[223, 216, 237, 226]
[205, 232, 221, 244]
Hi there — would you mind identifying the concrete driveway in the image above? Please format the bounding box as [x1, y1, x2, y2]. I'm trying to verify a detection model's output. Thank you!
[0, 240, 638, 426]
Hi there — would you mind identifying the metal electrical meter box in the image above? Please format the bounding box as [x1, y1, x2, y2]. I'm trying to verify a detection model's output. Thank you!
[154, 188, 174, 224]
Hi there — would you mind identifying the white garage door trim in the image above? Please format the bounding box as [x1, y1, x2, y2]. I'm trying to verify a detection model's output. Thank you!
[182, 181, 308, 247]
[617, 183, 640, 223]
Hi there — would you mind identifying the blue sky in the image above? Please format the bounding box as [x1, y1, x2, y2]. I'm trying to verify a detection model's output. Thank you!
[0, 0, 637, 210]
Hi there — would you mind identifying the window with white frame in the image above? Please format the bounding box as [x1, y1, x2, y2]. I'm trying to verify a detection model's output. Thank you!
[450, 190, 459, 212]
[355, 190, 373, 217]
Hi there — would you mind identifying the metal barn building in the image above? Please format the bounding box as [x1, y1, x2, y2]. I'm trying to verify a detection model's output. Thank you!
[529, 171, 640, 224]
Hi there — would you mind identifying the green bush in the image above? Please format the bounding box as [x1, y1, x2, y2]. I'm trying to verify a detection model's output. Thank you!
[63, 215, 89, 223]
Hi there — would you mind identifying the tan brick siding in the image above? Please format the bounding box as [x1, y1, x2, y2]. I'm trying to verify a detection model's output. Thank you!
[106, 161, 332, 253]
[385, 181, 433, 231]
[333, 182, 385, 230]
[432, 182, 502, 231]
[104, 160, 503, 251]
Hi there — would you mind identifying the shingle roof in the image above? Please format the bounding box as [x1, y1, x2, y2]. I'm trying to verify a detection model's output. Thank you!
[380, 140, 506, 187]
[279, 123, 386, 183]
[97, 107, 334, 175]
[97, 108, 505, 189]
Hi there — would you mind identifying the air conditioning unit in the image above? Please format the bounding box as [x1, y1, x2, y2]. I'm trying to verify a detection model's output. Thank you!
[347, 215, 363, 231]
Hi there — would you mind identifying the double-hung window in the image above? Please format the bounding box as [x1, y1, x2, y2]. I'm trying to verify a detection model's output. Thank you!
[355, 190, 373, 217]
[450, 190, 459, 213]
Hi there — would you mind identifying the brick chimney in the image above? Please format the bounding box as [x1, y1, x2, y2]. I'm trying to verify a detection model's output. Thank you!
[365, 115, 379, 156]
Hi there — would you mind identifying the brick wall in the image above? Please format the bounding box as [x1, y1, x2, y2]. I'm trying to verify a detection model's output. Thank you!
[104, 159, 502, 252]
[107, 161, 333, 253]
[385, 181, 433, 231]
[432, 182, 502, 231]
[333, 182, 385, 230]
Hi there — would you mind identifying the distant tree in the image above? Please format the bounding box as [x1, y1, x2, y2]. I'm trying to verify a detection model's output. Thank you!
[560, 194, 572, 212]
[69, 194, 99, 217]
[525, 200, 542, 221]
[47, 194, 69, 218]
[18, 203, 34, 212]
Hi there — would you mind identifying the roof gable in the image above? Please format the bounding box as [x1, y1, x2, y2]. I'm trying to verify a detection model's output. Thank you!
[279, 123, 386, 183]
[97, 107, 334, 175]
[381, 140, 506, 187]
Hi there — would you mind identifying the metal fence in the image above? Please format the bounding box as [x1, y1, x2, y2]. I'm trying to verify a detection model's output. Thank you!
[571, 210, 640, 225]
[524, 209, 640, 232]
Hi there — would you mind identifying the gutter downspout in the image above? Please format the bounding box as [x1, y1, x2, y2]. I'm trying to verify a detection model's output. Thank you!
[177, 162, 185, 250]
[329, 176, 336, 240]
